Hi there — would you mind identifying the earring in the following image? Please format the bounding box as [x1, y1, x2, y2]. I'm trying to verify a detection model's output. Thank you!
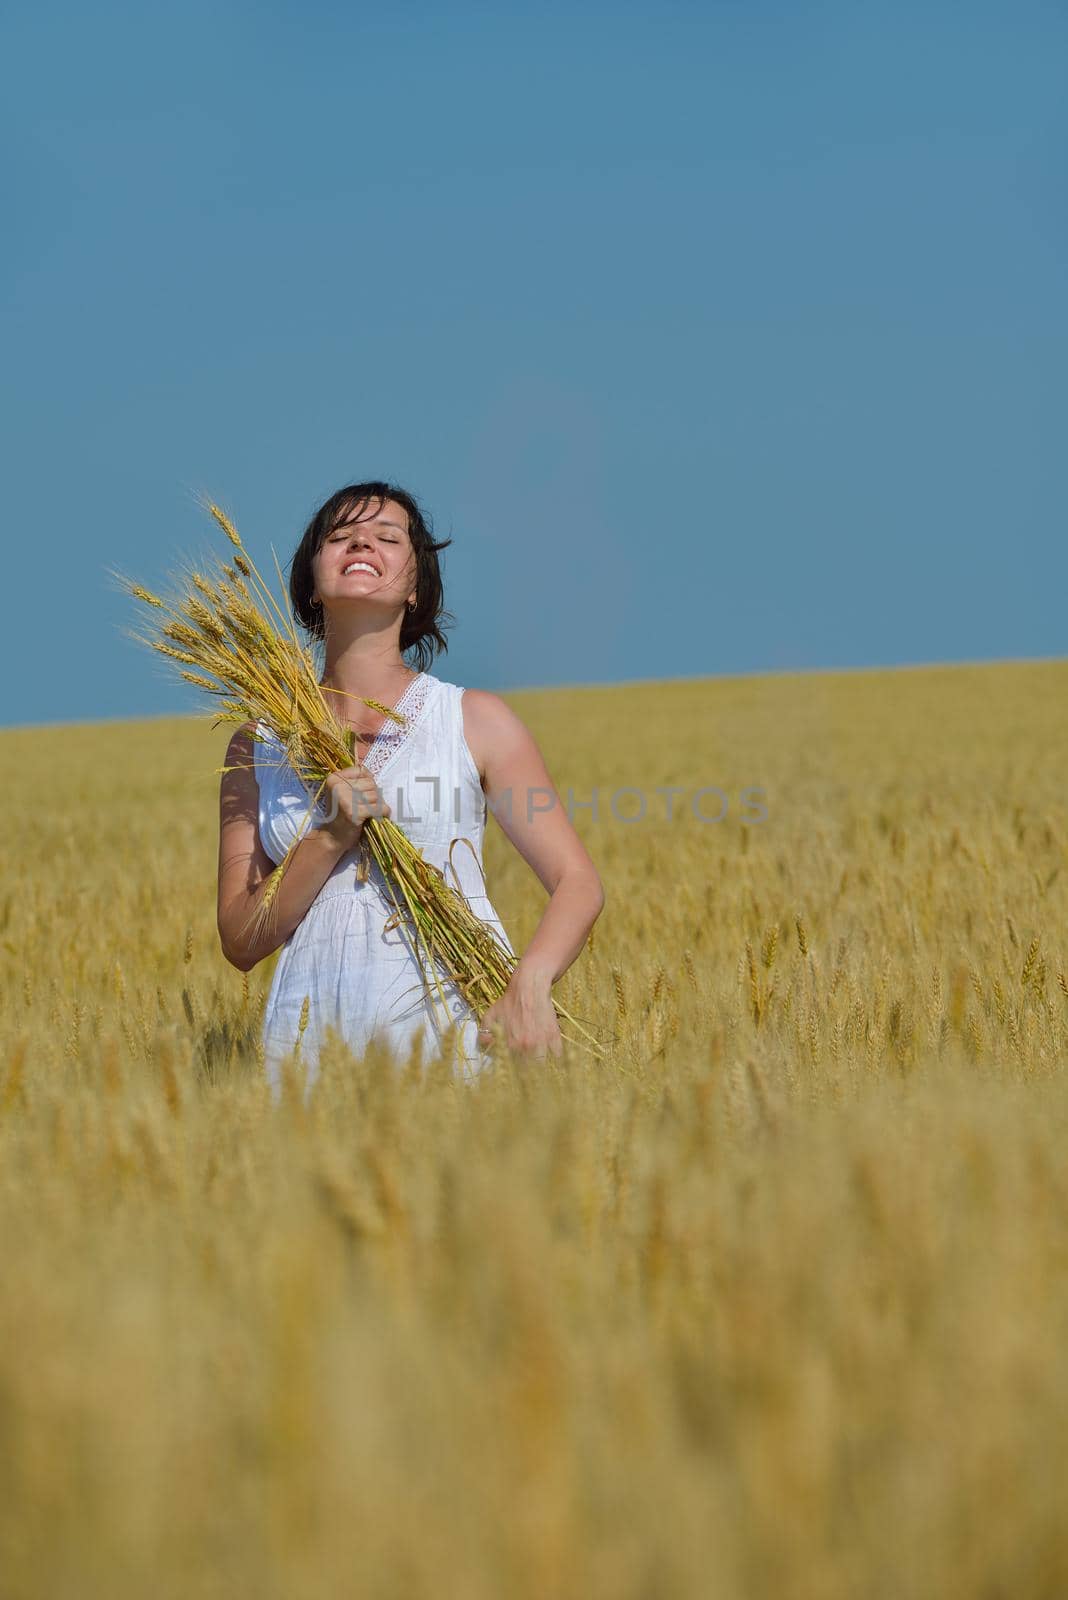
[407, 600, 416, 612]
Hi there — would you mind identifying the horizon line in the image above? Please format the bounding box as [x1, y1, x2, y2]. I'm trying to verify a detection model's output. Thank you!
[1, 650, 1065, 735]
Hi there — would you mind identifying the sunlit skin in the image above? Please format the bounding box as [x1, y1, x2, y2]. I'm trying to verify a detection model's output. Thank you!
[219, 492, 604, 1061]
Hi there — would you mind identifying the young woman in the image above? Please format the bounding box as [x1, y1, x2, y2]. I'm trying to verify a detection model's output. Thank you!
[217, 480, 605, 1095]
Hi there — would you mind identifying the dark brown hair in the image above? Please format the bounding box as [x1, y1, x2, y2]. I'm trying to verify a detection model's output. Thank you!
[288, 481, 454, 672]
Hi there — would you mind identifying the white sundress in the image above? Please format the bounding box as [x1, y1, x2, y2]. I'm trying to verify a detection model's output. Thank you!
[252, 671, 516, 1098]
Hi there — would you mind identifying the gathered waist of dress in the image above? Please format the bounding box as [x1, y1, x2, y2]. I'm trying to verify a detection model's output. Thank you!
[299, 864, 496, 914]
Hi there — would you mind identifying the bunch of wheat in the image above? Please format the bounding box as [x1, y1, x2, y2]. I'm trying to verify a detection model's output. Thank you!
[113, 500, 604, 1061]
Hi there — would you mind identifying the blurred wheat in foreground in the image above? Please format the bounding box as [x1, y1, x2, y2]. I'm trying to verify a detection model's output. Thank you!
[1, 658, 1067, 1600]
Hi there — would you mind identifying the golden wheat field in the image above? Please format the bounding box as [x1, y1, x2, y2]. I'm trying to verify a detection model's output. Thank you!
[2, 657, 1067, 1599]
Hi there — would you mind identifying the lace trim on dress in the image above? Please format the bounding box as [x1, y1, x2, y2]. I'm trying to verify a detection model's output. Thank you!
[363, 672, 435, 780]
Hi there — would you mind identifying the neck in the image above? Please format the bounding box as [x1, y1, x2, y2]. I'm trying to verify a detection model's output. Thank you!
[318, 615, 415, 716]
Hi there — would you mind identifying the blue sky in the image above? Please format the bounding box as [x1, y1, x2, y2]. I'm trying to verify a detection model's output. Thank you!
[2, 0, 1064, 728]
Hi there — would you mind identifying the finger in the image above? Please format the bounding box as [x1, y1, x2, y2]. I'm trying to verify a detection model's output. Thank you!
[353, 792, 387, 821]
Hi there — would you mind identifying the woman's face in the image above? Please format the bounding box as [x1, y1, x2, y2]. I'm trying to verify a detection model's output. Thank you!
[313, 496, 418, 615]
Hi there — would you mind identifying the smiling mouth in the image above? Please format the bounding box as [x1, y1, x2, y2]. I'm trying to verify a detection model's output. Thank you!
[341, 561, 381, 577]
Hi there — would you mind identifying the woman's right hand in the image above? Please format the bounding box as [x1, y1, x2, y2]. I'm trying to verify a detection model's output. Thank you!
[321, 763, 392, 849]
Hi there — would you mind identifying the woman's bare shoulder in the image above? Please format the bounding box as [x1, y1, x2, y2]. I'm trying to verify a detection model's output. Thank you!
[459, 688, 524, 738]
[459, 688, 542, 777]
[459, 687, 518, 717]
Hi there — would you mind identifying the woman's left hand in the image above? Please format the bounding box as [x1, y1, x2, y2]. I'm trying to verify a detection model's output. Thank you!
[477, 968, 563, 1061]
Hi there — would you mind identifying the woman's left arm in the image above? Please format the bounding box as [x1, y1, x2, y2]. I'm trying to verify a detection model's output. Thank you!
[462, 689, 606, 1059]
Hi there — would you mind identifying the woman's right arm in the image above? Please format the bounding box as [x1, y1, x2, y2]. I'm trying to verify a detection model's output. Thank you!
[217, 723, 372, 972]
